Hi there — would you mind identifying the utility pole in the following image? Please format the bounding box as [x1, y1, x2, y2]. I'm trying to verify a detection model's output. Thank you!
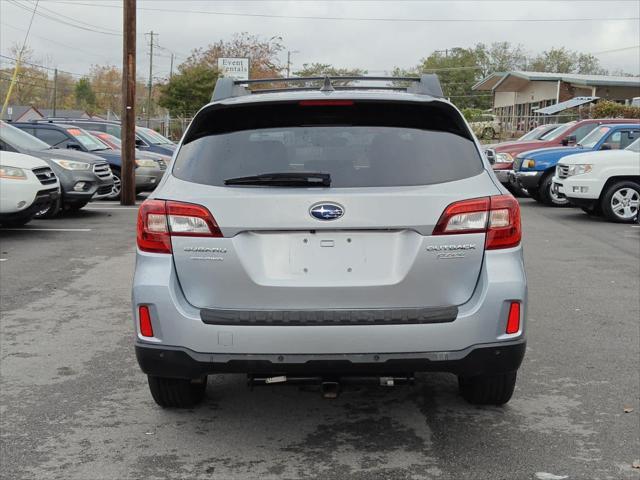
[286, 50, 299, 78]
[146, 30, 155, 128]
[52, 68, 57, 116]
[169, 53, 174, 80]
[121, 0, 136, 206]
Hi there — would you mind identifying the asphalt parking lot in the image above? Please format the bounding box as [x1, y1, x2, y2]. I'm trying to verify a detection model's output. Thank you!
[1, 199, 639, 480]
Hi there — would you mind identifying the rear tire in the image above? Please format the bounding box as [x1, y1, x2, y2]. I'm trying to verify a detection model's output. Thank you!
[63, 201, 89, 212]
[527, 188, 541, 201]
[147, 375, 207, 408]
[600, 181, 640, 223]
[538, 173, 569, 207]
[458, 371, 517, 405]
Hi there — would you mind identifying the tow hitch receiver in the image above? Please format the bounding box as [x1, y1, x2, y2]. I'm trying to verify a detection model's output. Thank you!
[247, 374, 415, 399]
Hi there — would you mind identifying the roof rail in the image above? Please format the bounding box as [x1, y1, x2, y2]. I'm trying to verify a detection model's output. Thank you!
[211, 74, 443, 102]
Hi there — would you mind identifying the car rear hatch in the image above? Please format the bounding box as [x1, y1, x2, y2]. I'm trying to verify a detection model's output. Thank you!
[159, 98, 500, 310]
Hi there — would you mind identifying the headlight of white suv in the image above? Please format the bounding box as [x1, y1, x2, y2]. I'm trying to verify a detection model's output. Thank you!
[0, 166, 27, 179]
[567, 164, 593, 177]
[135, 159, 159, 168]
[52, 159, 91, 170]
[495, 153, 513, 163]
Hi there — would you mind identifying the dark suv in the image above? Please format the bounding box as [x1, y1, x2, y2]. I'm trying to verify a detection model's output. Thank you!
[13, 122, 165, 199]
[0, 121, 113, 214]
[37, 119, 176, 156]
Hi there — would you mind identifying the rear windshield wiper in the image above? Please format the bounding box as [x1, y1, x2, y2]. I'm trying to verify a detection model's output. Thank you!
[224, 172, 331, 187]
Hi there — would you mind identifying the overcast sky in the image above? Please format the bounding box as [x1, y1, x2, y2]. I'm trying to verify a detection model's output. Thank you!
[1, 0, 639, 81]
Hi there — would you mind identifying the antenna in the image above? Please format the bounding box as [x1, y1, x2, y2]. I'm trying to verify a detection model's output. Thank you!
[319, 76, 335, 92]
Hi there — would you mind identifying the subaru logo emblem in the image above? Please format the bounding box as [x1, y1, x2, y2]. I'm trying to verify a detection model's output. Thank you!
[309, 202, 344, 221]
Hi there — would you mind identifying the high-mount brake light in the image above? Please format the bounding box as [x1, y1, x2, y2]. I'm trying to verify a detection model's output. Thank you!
[298, 100, 354, 106]
[433, 195, 521, 250]
[136, 200, 223, 254]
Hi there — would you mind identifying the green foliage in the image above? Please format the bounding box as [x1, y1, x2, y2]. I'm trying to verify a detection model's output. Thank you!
[293, 63, 367, 86]
[461, 108, 485, 122]
[591, 100, 640, 119]
[158, 64, 219, 116]
[74, 77, 96, 111]
[529, 47, 606, 74]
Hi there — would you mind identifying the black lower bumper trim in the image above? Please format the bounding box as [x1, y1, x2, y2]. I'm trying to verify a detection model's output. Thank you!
[201, 306, 458, 326]
[135, 342, 526, 379]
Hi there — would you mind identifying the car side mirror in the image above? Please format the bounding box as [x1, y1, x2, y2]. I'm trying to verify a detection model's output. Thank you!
[66, 142, 82, 150]
[561, 135, 576, 146]
[600, 143, 612, 151]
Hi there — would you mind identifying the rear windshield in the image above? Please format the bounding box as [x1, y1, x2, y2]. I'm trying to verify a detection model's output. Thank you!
[173, 101, 483, 188]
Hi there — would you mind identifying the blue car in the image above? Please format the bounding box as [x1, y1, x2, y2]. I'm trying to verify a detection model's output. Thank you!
[512, 123, 640, 206]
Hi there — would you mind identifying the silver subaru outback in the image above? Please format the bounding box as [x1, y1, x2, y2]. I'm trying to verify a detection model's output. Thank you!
[132, 75, 526, 408]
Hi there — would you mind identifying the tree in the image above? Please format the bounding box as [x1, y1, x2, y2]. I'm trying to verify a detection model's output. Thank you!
[0, 44, 50, 107]
[529, 47, 607, 75]
[74, 77, 96, 111]
[292, 63, 367, 86]
[182, 32, 284, 79]
[474, 42, 527, 77]
[158, 64, 219, 116]
[416, 48, 490, 109]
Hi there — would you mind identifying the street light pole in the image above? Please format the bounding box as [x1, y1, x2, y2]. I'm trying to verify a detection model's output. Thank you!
[121, 0, 136, 206]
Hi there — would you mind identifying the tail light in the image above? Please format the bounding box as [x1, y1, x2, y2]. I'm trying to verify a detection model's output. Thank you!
[136, 199, 222, 253]
[138, 305, 154, 337]
[506, 301, 521, 334]
[433, 195, 521, 250]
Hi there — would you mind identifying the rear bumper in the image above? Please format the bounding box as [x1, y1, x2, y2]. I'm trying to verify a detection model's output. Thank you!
[135, 340, 526, 378]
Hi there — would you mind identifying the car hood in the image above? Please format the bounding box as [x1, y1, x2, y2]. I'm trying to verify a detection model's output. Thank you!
[24, 148, 107, 164]
[520, 146, 587, 159]
[557, 149, 633, 165]
[493, 140, 545, 153]
[0, 151, 50, 169]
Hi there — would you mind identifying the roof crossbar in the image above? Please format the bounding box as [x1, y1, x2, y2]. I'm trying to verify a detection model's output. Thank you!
[211, 74, 444, 102]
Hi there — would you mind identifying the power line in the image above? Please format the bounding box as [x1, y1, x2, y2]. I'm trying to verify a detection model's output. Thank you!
[27, 0, 121, 35]
[7, 0, 121, 36]
[27, 0, 640, 23]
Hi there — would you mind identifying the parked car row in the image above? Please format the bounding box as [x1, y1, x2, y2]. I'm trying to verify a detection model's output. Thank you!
[0, 119, 175, 226]
[485, 119, 640, 223]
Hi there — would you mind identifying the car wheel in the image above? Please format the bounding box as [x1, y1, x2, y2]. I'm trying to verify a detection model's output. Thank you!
[538, 173, 570, 207]
[527, 187, 540, 201]
[458, 371, 517, 405]
[107, 169, 122, 200]
[34, 198, 61, 219]
[601, 181, 640, 223]
[147, 375, 207, 408]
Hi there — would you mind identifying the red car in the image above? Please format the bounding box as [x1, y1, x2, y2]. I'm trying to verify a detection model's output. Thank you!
[487, 118, 638, 187]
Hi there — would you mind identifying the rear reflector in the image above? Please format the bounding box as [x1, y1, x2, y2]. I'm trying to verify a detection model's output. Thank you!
[506, 302, 520, 334]
[298, 100, 354, 106]
[433, 195, 521, 250]
[136, 199, 222, 253]
[139, 305, 154, 337]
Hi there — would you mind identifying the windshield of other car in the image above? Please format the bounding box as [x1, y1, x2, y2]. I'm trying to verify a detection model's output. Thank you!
[67, 127, 108, 151]
[0, 121, 50, 151]
[626, 137, 640, 152]
[579, 126, 611, 149]
[518, 124, 559, 141]
[539, 121, 577, 140]
[138, 127, 173, 145]
[174, 100, 483, 188]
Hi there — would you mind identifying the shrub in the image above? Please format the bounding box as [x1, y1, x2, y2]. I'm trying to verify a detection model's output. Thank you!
[591, 100, 640, 119]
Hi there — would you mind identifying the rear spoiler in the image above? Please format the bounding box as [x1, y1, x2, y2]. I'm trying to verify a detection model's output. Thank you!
[211, 75, 444, 102]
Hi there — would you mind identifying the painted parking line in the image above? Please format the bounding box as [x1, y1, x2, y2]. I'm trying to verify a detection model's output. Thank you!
[1, 228, 92, 232]
[85, 207, 139, 210]
[0, 258, 7, 262]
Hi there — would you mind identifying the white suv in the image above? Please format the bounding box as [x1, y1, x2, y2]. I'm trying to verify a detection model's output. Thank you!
[553, 137, 640, 222]
[0, 151, 60, 227]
